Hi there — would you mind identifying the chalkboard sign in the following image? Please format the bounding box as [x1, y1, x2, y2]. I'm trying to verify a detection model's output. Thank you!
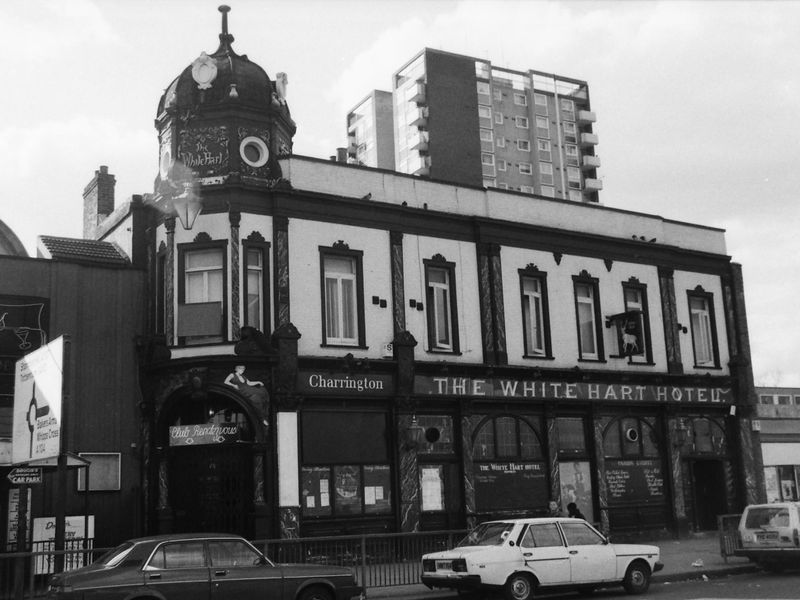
[606, 459, 664, 502]
[474, 462, 547, 511]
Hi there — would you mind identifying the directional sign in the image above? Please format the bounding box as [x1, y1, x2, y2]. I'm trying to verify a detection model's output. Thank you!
[7, 467, 42, 485]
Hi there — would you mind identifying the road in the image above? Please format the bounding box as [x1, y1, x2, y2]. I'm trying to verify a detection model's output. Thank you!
[541, 571, 800, 599]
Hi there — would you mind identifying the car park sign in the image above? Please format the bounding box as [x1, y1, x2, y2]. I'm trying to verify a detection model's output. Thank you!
[7, 467, 42, 485]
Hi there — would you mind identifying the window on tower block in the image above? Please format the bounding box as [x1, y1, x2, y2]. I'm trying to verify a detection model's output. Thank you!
[320, 247, 365, 347]
[688, 288, 719, 368]
[515, 116, 529, 129]
[573, 275, 603, 361]
[517, 139, 531, 152]
[425, 259, 459, 353]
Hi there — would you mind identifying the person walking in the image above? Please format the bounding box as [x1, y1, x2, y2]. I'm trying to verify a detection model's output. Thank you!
[567, 502, 585, 520]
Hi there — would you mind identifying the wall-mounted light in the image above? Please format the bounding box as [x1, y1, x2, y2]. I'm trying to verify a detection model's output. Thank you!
[404, 415, 425, 450]
[172, 182, 202, 230]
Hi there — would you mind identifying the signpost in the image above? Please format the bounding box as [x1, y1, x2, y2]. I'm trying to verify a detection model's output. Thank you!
[7, 467, 42, 485]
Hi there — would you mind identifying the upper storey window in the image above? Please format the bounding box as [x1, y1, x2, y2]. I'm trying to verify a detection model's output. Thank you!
[573, 272, 603, 361]
[321, 247, 365, 347]
[178, 242, 227, 345]
[688, 288, 719, 368]
[425, 258, 459, 353]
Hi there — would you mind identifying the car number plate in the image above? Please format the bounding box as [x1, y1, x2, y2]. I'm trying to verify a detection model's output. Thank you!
[756, 532, 778, 541]
[436, 560, 452, 570]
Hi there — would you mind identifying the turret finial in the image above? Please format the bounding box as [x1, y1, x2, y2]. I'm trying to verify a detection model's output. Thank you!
[218, 5, 234, 46]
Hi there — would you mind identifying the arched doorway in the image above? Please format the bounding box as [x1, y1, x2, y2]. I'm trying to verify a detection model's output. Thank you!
[158, 388, 259, 537]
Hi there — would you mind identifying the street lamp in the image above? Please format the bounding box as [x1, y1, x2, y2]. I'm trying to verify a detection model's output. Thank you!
[172, 182, 202, 230]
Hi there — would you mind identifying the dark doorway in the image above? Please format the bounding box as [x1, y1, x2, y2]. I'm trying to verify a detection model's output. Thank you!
[691, 459, 727, 530]
[169, 443, 253, 536]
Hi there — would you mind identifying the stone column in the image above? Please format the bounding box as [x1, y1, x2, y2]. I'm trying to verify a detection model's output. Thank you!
[546, 407, 561, 511]
[165, 217, 176, 344]
[156, 452, 173, 533]
[395, 331, 419, 532]
[488, 243, 507, 365]
[658, 267, 683, 374]
[476, 242, 496, 364]
[390, 231, 406, 336]
[592, 413, 610, 534]
[230, 210, 241, 340]
[274, 216, 290, 327]
[665, 412, 689, 535]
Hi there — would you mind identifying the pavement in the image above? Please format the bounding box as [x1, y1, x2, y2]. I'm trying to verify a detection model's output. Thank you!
[367, 532, 757, 599]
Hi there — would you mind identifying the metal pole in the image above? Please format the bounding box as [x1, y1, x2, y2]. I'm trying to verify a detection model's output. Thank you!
[54, 336, 71, 573]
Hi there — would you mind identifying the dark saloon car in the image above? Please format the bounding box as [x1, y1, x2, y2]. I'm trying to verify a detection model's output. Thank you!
[47, 532, 364, 600]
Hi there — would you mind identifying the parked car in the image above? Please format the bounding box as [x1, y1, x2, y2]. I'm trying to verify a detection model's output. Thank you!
[47, 532, 364, 600]
[421, 517, 662, 600]
[734, 501, 800, 572]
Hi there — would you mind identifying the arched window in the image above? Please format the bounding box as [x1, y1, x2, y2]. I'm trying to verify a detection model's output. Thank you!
[472, 416, 547, 513]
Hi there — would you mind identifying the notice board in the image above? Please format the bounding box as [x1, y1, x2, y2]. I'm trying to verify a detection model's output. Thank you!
[605, 458, 664, 502]
[474, 461, 547, 511]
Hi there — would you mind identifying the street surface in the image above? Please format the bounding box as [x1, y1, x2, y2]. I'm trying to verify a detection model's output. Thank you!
[531, 571, 800, 599]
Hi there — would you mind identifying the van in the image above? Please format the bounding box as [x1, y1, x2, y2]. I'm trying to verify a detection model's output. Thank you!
[735, 502, 800, 571]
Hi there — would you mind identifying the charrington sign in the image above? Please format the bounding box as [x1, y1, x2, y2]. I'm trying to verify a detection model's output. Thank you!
[297, 371, 394, 396]
[415, 376, 733, 404]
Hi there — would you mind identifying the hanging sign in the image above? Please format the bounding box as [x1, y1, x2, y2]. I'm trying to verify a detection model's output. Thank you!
[7, 467, 42, 485]
[169, 424, 240, 446]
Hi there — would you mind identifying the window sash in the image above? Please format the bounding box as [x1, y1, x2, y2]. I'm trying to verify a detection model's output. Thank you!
[576, 283, 598, 359]
[428, 267, 453, 350]
[522, 277, 545, 355]
[185, 249, 223, 303]
[690, 296, 714, 365]
[324, 255, 358, 345]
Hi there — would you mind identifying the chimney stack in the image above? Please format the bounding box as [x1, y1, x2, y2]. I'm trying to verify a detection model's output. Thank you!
[83, 165, 116, 239]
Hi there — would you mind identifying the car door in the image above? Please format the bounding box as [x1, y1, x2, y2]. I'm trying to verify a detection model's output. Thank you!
[559, 522, 616, 584]
[143, 540, 211, 600]
[517, 523, 571, 585]
[208, 539, 284, 600]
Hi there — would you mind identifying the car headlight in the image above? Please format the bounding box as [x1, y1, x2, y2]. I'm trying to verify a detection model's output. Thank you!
[422, 559, 435, 572]
[451, 559, 467, 572]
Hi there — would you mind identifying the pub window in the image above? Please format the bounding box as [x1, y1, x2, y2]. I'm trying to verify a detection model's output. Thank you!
[621, 280, 653, 364]
[301, 411, 392, 518]
[243, 241, 270, 332]
[519, 270, 552, 358]
[603, 417, 659, 459]
[77, 452, 121, 492]
[178, 241, 227, 345]
[573, 273, 603, 361]
[473, 416, 547, 512]
[424, 258, 459, 353]
[320, 246, 365, 347]
[557, 418, 587, 457]
[688, 288, 719, 368]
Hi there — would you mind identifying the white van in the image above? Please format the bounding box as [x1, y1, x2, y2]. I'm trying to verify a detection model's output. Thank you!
[735, 502, 800, 571]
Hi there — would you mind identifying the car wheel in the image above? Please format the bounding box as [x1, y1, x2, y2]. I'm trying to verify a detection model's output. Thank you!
[298, 585, 333, 600]
[622, 560, 651, 594]
[505, 572, 536, 600]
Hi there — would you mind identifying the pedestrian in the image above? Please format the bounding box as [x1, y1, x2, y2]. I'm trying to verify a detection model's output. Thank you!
[567, 502, 585, 520]
[547, 500, 563, 517]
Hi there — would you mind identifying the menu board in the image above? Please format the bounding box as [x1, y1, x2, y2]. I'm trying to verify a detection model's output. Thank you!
[474, 462, 547, 511]
[606, 459, 664, 502]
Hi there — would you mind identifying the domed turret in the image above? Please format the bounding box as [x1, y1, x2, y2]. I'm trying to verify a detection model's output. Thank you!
[154, 5, 295, 191]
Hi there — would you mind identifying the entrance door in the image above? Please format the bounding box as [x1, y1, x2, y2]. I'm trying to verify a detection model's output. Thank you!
[169, 444, 253, 536]
[691, 459, 727, 531]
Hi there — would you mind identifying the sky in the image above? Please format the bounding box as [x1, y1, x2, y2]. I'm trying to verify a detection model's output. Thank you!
[2, 0, 798, 386]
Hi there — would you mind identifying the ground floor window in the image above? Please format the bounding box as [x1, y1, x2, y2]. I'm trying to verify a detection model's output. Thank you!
[301, 410, 392, 518]
[764, 465, 800, 502]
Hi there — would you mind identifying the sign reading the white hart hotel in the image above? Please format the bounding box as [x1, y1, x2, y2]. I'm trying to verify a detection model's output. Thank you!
[416, 376, 732, 404]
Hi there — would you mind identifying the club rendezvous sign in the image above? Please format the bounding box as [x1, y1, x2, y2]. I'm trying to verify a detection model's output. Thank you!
[415, 376, 733, 404]
[169, 424, 240, 446]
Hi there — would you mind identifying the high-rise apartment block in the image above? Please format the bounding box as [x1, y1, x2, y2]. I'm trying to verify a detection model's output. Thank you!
[346, 90, 395, 170]
[348, 48, 602, 203]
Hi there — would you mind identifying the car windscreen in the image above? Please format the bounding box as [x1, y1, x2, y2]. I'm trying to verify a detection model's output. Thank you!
[744, 506, 791, 529]
[457, 522, 515, 547]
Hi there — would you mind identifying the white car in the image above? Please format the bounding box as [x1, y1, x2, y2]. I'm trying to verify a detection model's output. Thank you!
[734, 502, 800, 572]
[421, 518, 662, 599]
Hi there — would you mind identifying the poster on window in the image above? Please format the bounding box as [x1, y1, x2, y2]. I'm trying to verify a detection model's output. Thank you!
[334, 465, 362, 515]
[421, 466, 444, 511]
[474, 461, 547, 511]
[301, 466, 331, 517]
[559, 460, 594, 523]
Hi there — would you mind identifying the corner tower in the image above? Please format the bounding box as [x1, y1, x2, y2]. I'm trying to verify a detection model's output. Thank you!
[154, 5, 295, 198]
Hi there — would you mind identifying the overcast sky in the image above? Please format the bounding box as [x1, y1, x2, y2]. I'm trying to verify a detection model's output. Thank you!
[2, 0, 798, 386]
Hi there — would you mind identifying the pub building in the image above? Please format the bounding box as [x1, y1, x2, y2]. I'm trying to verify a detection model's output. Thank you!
[4, 6, 764, 547]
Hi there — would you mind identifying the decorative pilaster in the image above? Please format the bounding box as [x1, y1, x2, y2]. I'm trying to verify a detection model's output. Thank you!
[546, 408, 561, 509]
[165, 217, 176, 344]
[156, 454, 173, 533]
[476, 243, 495, 364]
[665, 413, 689, 535]
[657, 267, 683, 374]
[230, 211, 241, 340]
[390, 231, 406, 336]
[397, 410, 420, 532]
[274, 216, 290, 327]
[593, 416, 610, 534]
[462, 409, 478, 530]
[488, 244, 507, 365]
